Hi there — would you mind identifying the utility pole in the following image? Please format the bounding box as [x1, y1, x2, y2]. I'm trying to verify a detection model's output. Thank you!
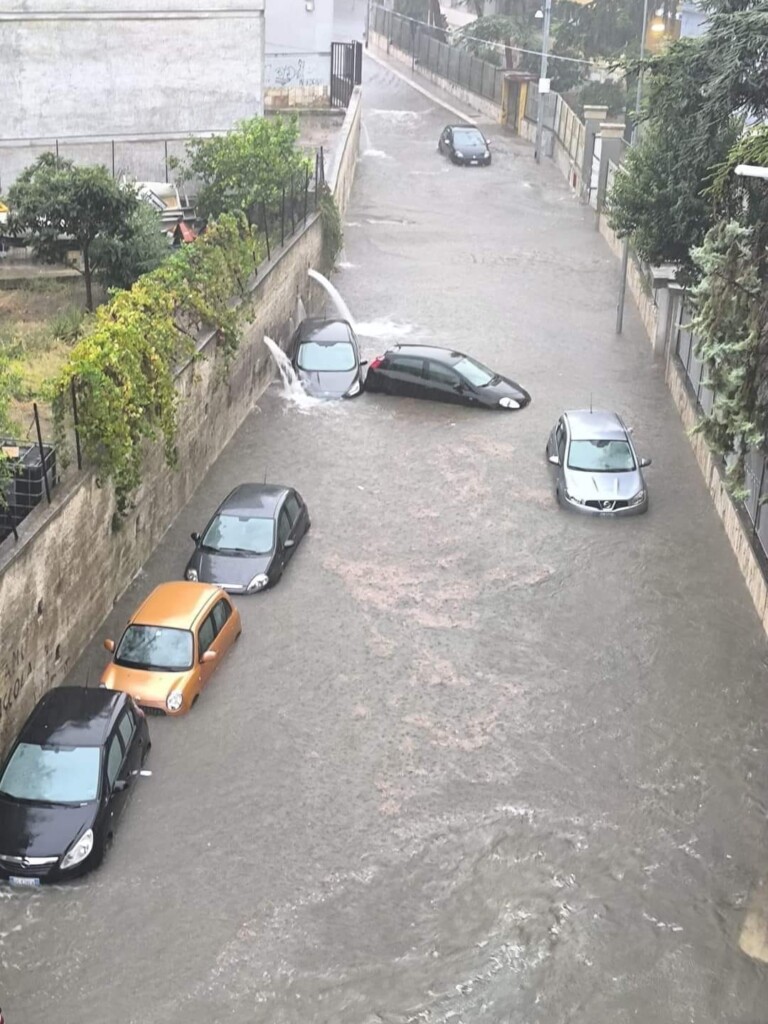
[534, 0, 553, 164]
[616, 0, 650, 334]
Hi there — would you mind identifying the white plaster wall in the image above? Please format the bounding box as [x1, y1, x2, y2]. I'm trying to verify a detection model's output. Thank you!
[0, 1, 265, 146]
[265, 0, 334, 87]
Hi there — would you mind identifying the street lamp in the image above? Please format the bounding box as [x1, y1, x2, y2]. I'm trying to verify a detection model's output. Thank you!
[735, 164, 768, 179]
[534, 0, 553, 164]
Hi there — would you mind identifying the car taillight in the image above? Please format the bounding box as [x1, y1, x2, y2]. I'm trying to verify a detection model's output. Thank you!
[369, 356, 383, 371]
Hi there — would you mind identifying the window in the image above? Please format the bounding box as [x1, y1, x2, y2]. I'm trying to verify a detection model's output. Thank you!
[426, 361, 460, 386]
[0, 743, 101, 803]
[211, 598, 231, 634]
[389, 356, 423, 378]
[556, 421, 566, 462]
[106, 735, 123, 788]
[115, 625, 194, 672]
[278, 509, 292, 547]
[117, 710, 135, 750]
[297, 341, 356, 371]
[567, 439, 636, 473]
[285, 493, 302, 526]
[198, 614, 216, 657]
[201, 514, 274, 556]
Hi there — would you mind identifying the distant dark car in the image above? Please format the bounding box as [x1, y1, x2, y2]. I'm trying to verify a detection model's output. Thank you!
[0, 687, 150, 884]
[365, 345, 531, 410]
[288, 318, 365, 398]
[438, 124, 491, 166]
[186, 483, 311, 594]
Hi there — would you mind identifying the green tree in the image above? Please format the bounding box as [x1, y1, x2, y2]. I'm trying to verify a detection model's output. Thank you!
[179, 116, 311, 227]
[91, 201, 171, 292]
[7, 154, 138, 310]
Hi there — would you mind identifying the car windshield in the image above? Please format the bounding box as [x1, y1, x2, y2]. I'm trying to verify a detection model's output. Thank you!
[453, 356, 495, 387]
[453, 130, 484, 146]
[0, 742, 100, 804]
[201, 514, 275, 555]
[297, 341, 356, 372]
[568, 439, 636, 472]
[115, 625, 194, 671]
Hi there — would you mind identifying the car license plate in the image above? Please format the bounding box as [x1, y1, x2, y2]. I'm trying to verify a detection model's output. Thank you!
[8, 875, 40, 887]
[470, 159, 478, 164]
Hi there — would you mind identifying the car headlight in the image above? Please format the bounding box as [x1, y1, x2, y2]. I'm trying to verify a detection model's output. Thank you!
[185, 567, 198, 581]
[499, 397, 520, 409]
[61, 828, 94, 870]
[345, 379, 361, 397]
[455, 150, 464, 158]
[247, 573, 269, 593]
[629, 489, 646, 506]
[166, 691, 183, 712]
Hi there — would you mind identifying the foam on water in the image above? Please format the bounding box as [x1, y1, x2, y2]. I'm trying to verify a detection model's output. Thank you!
[355, 318, 420, 341]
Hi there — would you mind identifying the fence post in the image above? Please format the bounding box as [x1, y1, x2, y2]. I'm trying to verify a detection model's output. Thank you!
[290, 175, 296, 233]
[32, 403, 51, 505]
[303, 167, 310, 225]
[261, 201, 271, 261]
[71, 378, 82, 471]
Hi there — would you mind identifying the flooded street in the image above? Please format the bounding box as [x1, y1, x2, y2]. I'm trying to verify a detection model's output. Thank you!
[3, 51, 768, 1024]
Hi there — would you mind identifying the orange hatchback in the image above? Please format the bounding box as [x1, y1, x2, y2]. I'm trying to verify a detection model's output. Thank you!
[101, 582, 241, 715]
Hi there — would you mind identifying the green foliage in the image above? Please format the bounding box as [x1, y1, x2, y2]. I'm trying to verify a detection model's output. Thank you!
[7, 154, 139, 310]
[0, 356, 22, 507]
[556, 0, 645, 60]
[569, 78, 626, 119]
[607, 38, 739, 280]
[51, 306, 87, 343]
[91, 201, 171, 292]
[53, 213, 265, 513]
[319, 186, 343, 272]
[689, 220, 767, 495]
[180, 116, 312, 227]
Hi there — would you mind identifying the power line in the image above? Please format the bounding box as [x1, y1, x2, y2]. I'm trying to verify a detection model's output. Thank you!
[371, 4, 602, 68]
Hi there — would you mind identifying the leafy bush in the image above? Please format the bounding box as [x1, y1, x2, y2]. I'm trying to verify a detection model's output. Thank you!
[51, 307, 86, 343]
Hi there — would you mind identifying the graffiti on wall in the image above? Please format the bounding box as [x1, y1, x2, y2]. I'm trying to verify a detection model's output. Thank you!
[266, 53, 329, 89]
[0, 646, 33, 728]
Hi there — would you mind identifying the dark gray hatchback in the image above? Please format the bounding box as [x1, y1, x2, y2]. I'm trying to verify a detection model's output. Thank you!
[185, 483, 311, 594]
[288, 318, 365, 399]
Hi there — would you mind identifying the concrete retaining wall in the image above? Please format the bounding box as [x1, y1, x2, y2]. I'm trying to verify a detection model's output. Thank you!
[0, 92, 361, 754]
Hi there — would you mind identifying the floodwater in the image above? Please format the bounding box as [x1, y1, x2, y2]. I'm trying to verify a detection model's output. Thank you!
[2, 37, 768, 1024]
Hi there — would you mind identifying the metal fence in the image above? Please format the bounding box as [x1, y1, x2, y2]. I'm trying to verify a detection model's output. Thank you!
[674, 304, 768, 564]
[371, 4, 505, 105]
[523, 86, 585, 167]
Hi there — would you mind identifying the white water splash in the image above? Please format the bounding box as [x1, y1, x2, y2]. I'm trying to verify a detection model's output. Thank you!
[364, 149, 388, 158]
[308, 268, 356, 327]
[337, 261, 356, 269]
[262, 335, 326, 414]
[355, 318, 420, 341]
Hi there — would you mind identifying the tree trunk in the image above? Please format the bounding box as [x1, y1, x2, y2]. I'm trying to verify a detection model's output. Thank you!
[83, 243, 93, 311]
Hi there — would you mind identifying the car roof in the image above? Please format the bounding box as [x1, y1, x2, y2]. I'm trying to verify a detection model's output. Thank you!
[564, 409, 628, 440]
[21, 686, 126, 748]
[384, 344, 466, 363]
[297, 318, 356, 343]
[130, 581, 223, 630]
[217, 483, 289, 517]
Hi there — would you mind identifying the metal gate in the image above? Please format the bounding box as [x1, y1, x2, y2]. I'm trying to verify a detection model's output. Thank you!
[330, 41, 363, 108]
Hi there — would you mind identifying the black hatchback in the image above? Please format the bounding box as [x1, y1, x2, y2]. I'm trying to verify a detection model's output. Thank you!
[365, 344, 531, 410]
[438, 124, 492, 166]
[287, 318, 365, 398]
[0, 687, 150, 884]
[185, 483, 311, 593]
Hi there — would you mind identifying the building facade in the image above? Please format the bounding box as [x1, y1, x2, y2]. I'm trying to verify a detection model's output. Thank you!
[0, 0, 265, 189]
[265, 0, 335, 106]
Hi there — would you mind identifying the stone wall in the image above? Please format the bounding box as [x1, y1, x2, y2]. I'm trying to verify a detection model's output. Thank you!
[0, 91, 361, 754]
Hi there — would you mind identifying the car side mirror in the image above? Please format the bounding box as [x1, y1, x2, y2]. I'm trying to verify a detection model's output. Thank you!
[113, 779, 129, 793]
[284, 538, 295, 548]
[103, 638, 115, 652]
[360, 359, 368, 367]
[191, 532, 201, 544]
[200, 650, 217, 664]
[639, 456, 652, 468]
[548, 454, 560, 466]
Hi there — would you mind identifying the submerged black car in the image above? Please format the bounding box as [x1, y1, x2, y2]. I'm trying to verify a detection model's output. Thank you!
[365, 344, 531, 410]
[288, 318, 365, 398]
[438, 124, 492, 166]
[0, 687, 150, 884]
[185, 483, 311, 594]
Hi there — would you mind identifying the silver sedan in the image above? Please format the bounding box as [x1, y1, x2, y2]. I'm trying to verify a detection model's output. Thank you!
[545, 409, 651, 515]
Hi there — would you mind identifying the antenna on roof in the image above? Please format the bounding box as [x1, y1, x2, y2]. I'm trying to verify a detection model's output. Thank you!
[589, 392, 593, 414]
[264, 465, 268, 484]
[85, 666, 91, 690]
